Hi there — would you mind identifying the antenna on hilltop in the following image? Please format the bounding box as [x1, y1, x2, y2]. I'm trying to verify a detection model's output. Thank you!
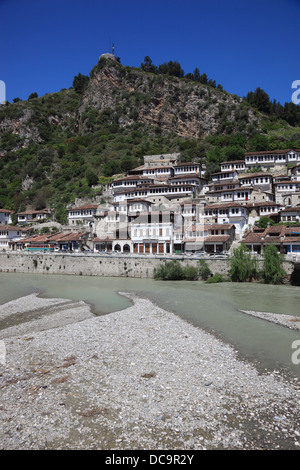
[112, 42, 115, 56]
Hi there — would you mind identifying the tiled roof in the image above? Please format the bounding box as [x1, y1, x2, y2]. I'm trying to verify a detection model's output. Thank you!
[205, 202, 248, 210]
[17, 209, 50, 215]
[0, 225, 23, 231]
[204, 235, 230, 242]
[242, 225, 300, 244]
[68, 204, 98, 211]
[280, 206, 300, 213]
[245, 149, 300, 156]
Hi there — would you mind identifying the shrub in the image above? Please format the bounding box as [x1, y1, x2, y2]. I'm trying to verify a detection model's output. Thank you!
[205, 273, 226, 283]
[183, 265, 199, 280]
[198, 259, 211, 280]
[154, 260, 185, 280]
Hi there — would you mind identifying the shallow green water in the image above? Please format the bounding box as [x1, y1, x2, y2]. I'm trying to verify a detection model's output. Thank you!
[0, 272, 299, 379]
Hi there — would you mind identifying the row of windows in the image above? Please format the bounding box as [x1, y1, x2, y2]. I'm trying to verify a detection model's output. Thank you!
[241, 178, 270, 184]
[0, 231, 20, 236]
[246, 154, 300, 162]
[69, 210, 95, 216]
[132, 228, 171, 237]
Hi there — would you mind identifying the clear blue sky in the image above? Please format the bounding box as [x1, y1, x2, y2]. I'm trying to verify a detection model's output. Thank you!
[1, 0, 300, 105]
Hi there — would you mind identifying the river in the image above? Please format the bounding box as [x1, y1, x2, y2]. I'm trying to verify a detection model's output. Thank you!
[0, 272, 299, 380]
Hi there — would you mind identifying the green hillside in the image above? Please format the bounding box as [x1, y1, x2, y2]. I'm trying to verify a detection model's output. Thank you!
[0, 55, 300, 223]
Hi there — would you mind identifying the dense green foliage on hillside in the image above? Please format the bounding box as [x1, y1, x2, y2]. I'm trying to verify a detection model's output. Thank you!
[0, 56, 300, 220]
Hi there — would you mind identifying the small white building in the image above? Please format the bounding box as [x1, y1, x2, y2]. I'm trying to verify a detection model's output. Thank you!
[17, 209, 51, 225]
[0, 225, 25, 250]
[211, 170, 239, 183]
[67, 204, 98, 228]
[239, 173, 273, 192]
[0, 209, 14, 225]
[279, 206, 300, 223]
[220, 160, 245, 173]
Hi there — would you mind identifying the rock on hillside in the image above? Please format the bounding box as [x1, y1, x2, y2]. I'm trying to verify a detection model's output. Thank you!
[77, 56, 259, 139]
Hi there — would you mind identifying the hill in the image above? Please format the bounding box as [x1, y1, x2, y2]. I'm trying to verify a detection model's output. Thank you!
[0, 54, 300, 222]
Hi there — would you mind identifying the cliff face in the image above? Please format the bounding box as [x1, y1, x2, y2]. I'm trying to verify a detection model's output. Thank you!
[77, 57, 259, 139]
[0, 57, 261, 153]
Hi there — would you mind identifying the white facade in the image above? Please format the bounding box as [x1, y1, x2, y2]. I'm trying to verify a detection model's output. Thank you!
[239, 174, 273, 191]
[113, 184, 196, 202]
[17, 210, 51, 225]
[245, 149, 300, 169]
[220, 161, 245, 173]
[0, 209, 13, 225]
[68, 204, 98, 226]
[204, 204, 249, 238]
[211, 170, 238, 183]
[0, 226, 24, 250]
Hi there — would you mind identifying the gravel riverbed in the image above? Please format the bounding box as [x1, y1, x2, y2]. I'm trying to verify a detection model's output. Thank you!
[0, 292, 299, 450]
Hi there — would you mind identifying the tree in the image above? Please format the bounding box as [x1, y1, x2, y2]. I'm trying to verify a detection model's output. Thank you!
[103, 160, 121, 177]
[73, 73, 89, 94]
[246, 87, 271, 114]
[192, 67, 201, 82]
[257, 216, 275, 229]
[13, 97, 21, 103]
[248, 134, 269, 152]
[141, 56, 157, 74]
[198, 259, 211, 280]
[263, 244, 286, 284]
[86, 169, 98, 187]
[230, 245, 257, 282]
[199, 73, 208, 85]
[157, 60, 184, 78]
[28, 92, 38, 100]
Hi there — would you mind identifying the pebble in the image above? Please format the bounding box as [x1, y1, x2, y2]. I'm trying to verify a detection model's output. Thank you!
[0, 291, 299, 450]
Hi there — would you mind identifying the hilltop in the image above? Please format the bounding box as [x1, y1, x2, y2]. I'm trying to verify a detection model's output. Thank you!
[0, 54, 300, 222]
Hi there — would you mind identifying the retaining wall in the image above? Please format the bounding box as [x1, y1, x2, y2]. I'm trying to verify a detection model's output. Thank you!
[0, 252, 295, 279]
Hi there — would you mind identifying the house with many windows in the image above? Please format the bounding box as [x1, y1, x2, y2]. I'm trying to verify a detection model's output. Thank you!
[67, 204, 98, 228]
[245, 149, 300, 170]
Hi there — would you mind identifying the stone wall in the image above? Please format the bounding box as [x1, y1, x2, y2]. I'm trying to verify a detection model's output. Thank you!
[0, 252, 295, 279]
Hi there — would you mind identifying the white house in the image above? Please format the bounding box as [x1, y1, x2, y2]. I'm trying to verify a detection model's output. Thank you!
[67, 204, 98, 227]
[239, 173, 273, 192]
[220, 160, 246, 173]
[245, 149, 300, 170]
[204, 202, 249, 239]
[0, 225, 25, 250]
[211, 170, 239, 183]
[17, 209, 51, 225]
[279, 206, 300, 223]
[0, 209, 13, 225]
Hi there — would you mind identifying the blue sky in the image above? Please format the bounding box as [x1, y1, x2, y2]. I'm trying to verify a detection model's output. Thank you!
[1, 0, 300, 104]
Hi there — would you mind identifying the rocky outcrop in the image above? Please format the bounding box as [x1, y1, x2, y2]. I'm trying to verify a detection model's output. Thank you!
[78, 57, 259, 138]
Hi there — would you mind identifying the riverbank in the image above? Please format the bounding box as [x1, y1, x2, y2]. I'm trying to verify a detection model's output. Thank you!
[239, 310, 300, 331]
[0, 292, 299, 450]
[0, 251, 295, 280]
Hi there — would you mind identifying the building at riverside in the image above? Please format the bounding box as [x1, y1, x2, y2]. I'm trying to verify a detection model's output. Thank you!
[2, 150, 300, 256]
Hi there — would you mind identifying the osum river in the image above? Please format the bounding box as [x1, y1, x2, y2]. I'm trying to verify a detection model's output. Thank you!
[0, 272, 299, 379]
